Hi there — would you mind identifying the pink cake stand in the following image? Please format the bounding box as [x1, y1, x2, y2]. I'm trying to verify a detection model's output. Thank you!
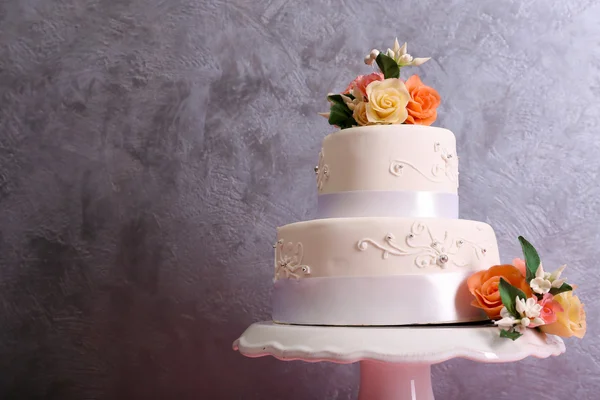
[233, 321, 565, 400]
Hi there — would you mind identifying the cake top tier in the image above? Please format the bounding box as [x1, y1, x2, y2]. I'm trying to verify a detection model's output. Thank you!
[314, 39, 456, 196]
[319, 39, 439, 129]
[317, 125, 458, 195]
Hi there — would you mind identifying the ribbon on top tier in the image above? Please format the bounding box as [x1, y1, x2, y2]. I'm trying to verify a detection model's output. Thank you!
[316, 191, 458, 219]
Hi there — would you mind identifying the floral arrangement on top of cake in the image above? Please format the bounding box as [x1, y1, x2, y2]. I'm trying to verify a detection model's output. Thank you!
[468, 236, 586, 341]
[319, 38, 440, 129]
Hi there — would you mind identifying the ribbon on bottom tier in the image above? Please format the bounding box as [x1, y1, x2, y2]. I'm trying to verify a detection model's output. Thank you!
[315, 190, 459, 219]
[272, 272, 486, 326]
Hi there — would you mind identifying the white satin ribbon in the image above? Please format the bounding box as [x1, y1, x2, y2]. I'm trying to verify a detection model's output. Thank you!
[272, 272, 485, 326]
[316, 191, 458, 219]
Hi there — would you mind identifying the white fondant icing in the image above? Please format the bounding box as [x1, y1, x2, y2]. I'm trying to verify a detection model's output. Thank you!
[274, 217, 499, 279]
[315, 149, 329, 193]
[269, 124, 498, 326]
[319, 125, 458, 194]
[356, 221, 486, 269]
[389, 141, 459, 186]
[274, 239, 311, 280]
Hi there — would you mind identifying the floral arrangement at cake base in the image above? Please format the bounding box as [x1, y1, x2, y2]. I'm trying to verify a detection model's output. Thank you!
[468, 236, 586, 341]
[319, 39, 440, 128]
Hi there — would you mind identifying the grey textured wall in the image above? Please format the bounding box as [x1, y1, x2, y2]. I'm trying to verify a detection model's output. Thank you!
[0, 0, 599, 399]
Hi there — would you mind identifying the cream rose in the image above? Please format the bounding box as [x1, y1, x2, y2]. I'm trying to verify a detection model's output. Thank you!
[365, 78, 410, 124]
[353, 101, 370, 126]
[540, 291, 586, 338]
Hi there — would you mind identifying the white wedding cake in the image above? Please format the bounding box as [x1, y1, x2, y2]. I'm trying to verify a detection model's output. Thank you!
[269, 40, 586, 339]
[272, 124, 500, 325]
[269, 40, 501, 326]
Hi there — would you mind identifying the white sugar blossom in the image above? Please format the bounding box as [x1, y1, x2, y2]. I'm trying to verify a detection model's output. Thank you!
[530, 263, 551, 294]
[410, 57, 431, 67]
[495, 307, 518, 329]
[364, 39, 430, 67]
[516, 296, 542, 319]
[398, 53, 413, 64]
[325, 92, 357, 109]
[523, 317, 544, 329]
[364, 49, 380, 65]
[387, 38, 431, 67]
[495, 297, 545, 332]
[339, 91, 363, 111]
[339, 94, 355, 109]
[548, 264, 567, 288]
[530, 263, 568, 294]
[320, 90, 363, 119]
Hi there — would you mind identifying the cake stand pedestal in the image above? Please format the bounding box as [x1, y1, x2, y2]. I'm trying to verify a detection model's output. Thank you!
[233, 321, 565, 400]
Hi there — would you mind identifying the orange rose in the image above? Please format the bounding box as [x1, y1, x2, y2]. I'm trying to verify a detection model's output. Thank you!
[404, 75, 440, 126]
[467, 264, 533, 319]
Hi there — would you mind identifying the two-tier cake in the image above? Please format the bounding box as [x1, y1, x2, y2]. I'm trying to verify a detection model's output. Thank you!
[272, 123, 499, 325]
[269, 39, 586, 340]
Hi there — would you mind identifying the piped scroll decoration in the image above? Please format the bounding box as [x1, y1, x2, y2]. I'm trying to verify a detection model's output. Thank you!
[274, 239, 311, 279]
[315, 149, 330, 192]
[356, 222, 487, 269]
[389, 141, 459, 187]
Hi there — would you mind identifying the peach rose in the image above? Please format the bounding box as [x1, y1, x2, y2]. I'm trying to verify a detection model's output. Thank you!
[538, 293, 563, 325]
[513, 258, 527, 277]
[540, 291, 586, 338]
[467, 264, 533, 319]
[404, 75, 441, 126]
[343, 72, 384, 100]
[365, 78, 410, 124]
[352, 101, 370, 126]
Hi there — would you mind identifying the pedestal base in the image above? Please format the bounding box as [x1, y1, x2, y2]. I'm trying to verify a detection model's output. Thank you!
[359, 361, 433, 400]
[233, 322, 565, 400]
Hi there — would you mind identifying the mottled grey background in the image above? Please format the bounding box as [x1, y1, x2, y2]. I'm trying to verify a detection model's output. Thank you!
[0, 0, 598, 399]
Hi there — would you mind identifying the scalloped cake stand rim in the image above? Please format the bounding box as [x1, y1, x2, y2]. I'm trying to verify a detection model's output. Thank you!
[232, 321, 565, 365]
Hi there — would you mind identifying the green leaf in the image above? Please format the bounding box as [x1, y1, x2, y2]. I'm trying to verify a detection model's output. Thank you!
[499, 277, 527, 318]
[340, 116, 357, 129]
[327, 93, 354, 106]
[328, 103, 356, 129]
[549, 282, 573, 296]
[500, 329, 523, 341]
[518, 236, 541, 282]
[375, 53, 400, 79]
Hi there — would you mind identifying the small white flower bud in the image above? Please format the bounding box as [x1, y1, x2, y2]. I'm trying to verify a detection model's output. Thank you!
[399, 42, 408, 56]
[399, 54, 413, 64]
[393, 38, 401, 54]
[369, 49, 380, 59]
[364, 55, 374, 65]
[340, 94, 354, 105]
[411, 57, 431, 66]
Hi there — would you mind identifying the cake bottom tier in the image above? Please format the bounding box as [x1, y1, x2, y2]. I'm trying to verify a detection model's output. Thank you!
[272, 216, 501, 326]
[272, 273, 487, 326]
